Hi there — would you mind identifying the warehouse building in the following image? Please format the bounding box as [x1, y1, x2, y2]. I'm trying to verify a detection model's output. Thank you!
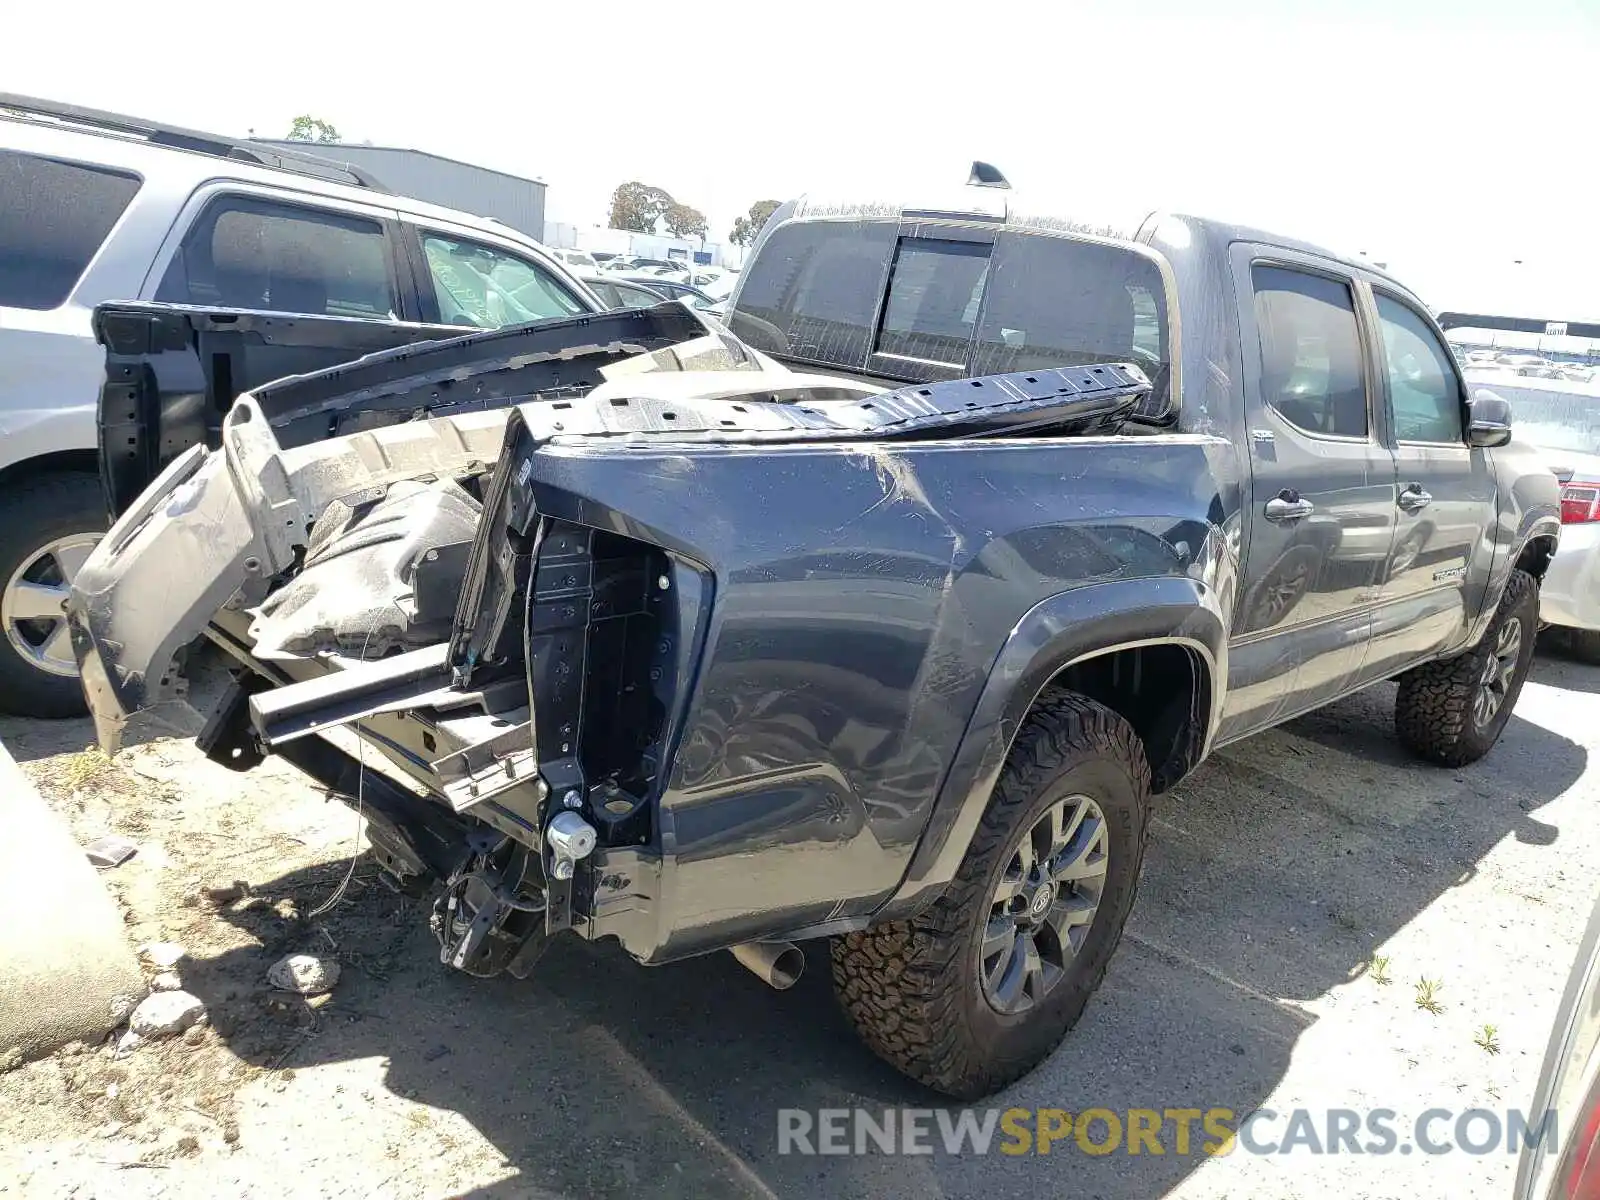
[251, 140, 547, 240]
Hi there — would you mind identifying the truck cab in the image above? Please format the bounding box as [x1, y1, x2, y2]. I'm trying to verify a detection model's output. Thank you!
[724, 198, 1561, 752]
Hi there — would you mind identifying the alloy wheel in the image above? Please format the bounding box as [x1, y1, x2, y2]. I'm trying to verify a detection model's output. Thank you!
[1, 533, 99, 678]
[1473, 615, 1523, 729]
[979, 793, 1109, 1016]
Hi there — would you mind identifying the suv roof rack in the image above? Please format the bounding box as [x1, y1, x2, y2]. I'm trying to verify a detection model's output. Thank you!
[0, 92, 389, 192]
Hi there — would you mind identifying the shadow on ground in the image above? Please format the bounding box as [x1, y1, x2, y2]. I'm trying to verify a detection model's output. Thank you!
[148, 668, 1591, 1200]
[1533, 635, 1600, 694]
[0, 714, 98, 762]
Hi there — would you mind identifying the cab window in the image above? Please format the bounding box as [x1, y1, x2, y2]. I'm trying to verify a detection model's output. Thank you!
[1375, 293, 1464, 443]
[1251, 265, 1369, 439]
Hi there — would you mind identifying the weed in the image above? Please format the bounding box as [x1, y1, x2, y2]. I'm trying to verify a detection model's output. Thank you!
[64, 747, 113, 791]
[1370, 955, 1392, 986]
[1414, 978, 1444, 1015]
[1474, 1024, 1501, 1055]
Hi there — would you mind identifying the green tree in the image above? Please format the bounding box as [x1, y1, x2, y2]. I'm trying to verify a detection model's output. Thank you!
[664, 202, 709, 241]
[286, 115, 341, 143]
[608, 181, 675, 233]
[729, 199, 782, 247]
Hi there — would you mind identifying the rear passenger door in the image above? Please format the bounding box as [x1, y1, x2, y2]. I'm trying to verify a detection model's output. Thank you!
[1220, 248, 1398, 740]
[1357, 286, 1495, 678]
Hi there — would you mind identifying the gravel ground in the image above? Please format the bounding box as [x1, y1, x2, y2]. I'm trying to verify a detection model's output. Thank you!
[0, 645, 1596, 1200]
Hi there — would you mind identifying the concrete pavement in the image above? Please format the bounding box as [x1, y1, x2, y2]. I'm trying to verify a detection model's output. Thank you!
[0, 739, 141, 1062]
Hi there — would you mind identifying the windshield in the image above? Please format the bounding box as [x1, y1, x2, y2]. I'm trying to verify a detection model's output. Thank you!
[729, 219, 1170, 416]
[1466, 372, 1600, 455]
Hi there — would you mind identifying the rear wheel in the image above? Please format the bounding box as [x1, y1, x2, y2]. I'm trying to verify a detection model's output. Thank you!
[0, 473, 107, 718]
[830, 691, 1150, 1099]
[1394, 569, 1539, 766]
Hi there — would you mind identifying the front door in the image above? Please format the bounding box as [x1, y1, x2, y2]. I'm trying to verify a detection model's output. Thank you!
[1358, 287, 1497, 680]
[1219, 252, 1398, 741]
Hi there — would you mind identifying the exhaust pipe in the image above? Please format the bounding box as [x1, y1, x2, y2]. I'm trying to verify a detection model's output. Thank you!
[730, 941, 805, 990]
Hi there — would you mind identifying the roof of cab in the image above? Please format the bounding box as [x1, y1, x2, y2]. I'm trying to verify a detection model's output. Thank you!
[777, 191, 1404, 293]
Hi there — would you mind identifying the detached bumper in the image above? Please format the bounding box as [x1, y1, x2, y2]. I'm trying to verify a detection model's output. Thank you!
[68, 442, 265, 752]
[1540, 522, 1600, 632]
[67, 395, 515, 754]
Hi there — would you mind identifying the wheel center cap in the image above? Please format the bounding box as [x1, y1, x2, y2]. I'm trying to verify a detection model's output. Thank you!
[1027, 883, 1055, 920]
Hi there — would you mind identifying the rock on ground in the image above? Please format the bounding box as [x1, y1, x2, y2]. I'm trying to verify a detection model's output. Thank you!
[138, 942, 185, 969]
[149, 972, 182, 993]
[127, 990, 206, 1038]
[267, 953, 340, 997]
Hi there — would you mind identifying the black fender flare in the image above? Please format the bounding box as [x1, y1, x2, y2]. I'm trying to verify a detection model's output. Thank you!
[880, 575, 1226, 917]
[1462, 514, 1561, 649]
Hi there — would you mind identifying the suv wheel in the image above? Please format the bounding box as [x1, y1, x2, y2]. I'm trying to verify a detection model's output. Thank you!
[1394, 568, 1539, 767]
[830, 691, 1150, 1099]
[0, 473, 107, 718]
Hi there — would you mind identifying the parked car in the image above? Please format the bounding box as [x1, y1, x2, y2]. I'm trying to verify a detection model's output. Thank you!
[608, 257, 690, 282]
[579, 272, 669, 309]
[548, 247, 599, 273]
[1516, 882, 1600, 1200]
[617, 274, 719, 310]
[1443, 314, 1600, 660]
[66, 187, 1558, 1101]
[693, 268, 736, 298]
[0, 92, 604, 716]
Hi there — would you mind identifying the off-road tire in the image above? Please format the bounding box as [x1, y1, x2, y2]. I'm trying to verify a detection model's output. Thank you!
[0, 473, 107, 718]
[830, 691, 1151, 1099]
[1395, 569, 1539, 767]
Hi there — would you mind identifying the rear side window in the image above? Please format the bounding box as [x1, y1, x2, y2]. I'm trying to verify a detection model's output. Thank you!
[876, 238, 990, 365]
[0, 151, 140, 310]
[728, 219, 896, 366]
[156, 197, 396, 319]
[1251, 265, 1369, 439]
[608, 280, 665, 310]
[730, 219, 1172, 414]
[971, 233, 1170, 405]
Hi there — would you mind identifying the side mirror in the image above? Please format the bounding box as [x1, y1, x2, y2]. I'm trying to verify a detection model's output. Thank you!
[1466, 389, 1513, 448]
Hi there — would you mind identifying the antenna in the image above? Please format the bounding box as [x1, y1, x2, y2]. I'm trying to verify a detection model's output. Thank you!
[967, 160, 1011, 189]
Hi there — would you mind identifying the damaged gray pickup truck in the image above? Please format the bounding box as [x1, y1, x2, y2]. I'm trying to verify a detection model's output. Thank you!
[67, 197, 1560, 1099]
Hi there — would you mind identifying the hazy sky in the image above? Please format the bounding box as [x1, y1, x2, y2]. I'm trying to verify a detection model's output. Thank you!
[5, 0, 1595, 317]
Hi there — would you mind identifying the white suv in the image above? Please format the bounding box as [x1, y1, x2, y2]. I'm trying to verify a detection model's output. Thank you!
[0, 94, 603, 717]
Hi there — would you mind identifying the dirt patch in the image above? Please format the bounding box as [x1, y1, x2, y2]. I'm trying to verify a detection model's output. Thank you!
[0, 728, 411, 1169]
[0, 664, 1596, 1199]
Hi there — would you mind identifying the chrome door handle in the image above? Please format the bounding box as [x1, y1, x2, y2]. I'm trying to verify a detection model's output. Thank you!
[1398, 484, 1433, 512]
[1264, 491, 1315, 522]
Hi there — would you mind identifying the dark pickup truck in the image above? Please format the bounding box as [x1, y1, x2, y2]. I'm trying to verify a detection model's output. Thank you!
[67, 192, 1560, 1099]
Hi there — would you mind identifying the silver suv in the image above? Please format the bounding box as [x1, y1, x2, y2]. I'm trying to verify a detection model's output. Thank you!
[0, 94, 602, 716]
